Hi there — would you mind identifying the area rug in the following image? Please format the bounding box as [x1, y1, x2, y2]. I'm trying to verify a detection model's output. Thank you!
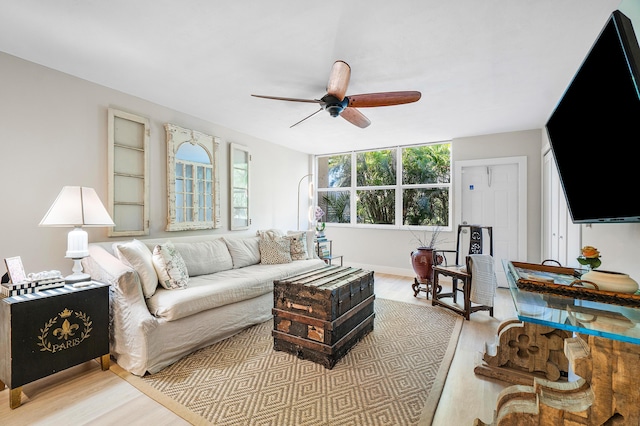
[112, 298, 462, 425]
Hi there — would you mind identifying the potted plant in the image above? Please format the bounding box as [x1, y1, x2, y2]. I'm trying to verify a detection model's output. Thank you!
[409, 227, 444, 284]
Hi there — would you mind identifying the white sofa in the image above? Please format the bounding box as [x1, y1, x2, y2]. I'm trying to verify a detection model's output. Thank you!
[82, 231, 325, 376]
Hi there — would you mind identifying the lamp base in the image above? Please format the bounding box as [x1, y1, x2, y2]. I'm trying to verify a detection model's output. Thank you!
[65, 272, 91, 284]
[65, 258, 91, 284]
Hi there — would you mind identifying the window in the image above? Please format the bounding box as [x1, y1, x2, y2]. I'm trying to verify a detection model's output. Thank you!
[316, 143, 451, 228]
[229, 143, 250, 230]
[316, 154, 351, 223]
[175, 143, 213, 223]
[107, 108, 150, 237]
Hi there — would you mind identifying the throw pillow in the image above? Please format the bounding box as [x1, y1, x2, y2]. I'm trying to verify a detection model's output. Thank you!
[152, 242, 189, 290]
[223, 236, 261, 268]
[288, 229, 318, 259]
[286, 232, 308, 260]
[256, 229, 284, 240]
[113, 239, 159, 298]
[259, 237, 292, 265]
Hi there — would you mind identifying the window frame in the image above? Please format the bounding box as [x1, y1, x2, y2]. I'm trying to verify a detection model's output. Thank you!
[107, 108, 150, 237]
[315, 142, 452, 231]
[165, 123, 221, 231]
[229, 142, 251, 230]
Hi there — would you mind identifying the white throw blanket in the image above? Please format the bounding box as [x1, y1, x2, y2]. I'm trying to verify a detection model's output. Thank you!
[468, 254, 497, 307]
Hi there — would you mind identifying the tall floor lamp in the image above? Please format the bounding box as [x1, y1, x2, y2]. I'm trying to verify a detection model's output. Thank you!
[39, 186, 115, 283]
[297, 174, 314, 230]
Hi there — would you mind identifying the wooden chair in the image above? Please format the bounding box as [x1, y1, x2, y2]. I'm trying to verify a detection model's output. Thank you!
[431, 225, 495, 320]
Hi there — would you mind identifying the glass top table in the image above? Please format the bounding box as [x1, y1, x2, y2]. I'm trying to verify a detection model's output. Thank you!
[503, 259, 640, 345]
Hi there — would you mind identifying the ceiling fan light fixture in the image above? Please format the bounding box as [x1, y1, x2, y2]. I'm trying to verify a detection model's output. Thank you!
[323, 96, 349, 117]
[251, 60, 421, 127]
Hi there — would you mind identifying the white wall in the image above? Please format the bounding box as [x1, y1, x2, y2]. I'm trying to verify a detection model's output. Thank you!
[0, 52, 312, 275]
[327, 129, 543, 276]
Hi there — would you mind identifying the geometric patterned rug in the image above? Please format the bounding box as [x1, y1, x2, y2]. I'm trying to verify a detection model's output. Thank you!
[112, 298, 462, 426]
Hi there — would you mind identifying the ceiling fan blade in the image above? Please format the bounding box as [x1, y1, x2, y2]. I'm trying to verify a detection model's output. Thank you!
[340, 107, 371, 128]
[346, 91, 421, 108]
[290, 108, 323, 128]
[326, 60, 351, 101]
[251, 94, 323, 104]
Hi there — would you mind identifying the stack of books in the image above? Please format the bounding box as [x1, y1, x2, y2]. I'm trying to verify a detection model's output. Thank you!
[1, 277, 66, 297]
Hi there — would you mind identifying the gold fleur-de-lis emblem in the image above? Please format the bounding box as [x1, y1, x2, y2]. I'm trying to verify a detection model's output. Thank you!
[53, 318, 79, 340]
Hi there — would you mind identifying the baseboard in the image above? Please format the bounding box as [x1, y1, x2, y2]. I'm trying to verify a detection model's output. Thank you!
[344, 261, 414, 277]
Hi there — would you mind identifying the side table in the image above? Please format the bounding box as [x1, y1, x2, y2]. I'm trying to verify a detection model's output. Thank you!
[475, 260, 640, 425]
[0, 282, 110, 408]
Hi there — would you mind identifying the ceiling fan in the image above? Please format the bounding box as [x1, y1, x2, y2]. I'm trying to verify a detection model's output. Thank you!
[251, 60, 421, 128]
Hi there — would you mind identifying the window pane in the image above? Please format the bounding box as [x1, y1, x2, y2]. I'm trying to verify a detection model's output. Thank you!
[402, 144, 451, 184]
[317, 154, 351, 188]
[357, 150, 396, 186]
[318, 190, 350, 223]
[356, 189, 395, 224]
[403, 188, 449, 226]
[234, 168, 248, 188]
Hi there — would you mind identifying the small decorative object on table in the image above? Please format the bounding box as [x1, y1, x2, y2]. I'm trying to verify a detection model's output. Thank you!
[3, 257, 27, 285]
[576, 245, 601, 270]
[315, 207, 326, 238]
[1, 261, 66, 297]
[577, 246, 639, 294]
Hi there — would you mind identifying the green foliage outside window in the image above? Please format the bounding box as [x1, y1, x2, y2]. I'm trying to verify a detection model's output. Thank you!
[315, 143, 450, 227]
[318, 191, 350, 223]
[402, 144, 450, 226]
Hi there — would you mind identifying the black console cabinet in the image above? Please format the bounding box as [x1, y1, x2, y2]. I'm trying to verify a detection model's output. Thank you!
[0, 282, 110, 408]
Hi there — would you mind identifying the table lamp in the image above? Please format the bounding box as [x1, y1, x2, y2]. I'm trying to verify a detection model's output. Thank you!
[39, 186, 115, 283]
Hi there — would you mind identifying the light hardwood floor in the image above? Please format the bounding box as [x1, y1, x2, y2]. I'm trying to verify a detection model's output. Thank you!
[0, 273, 515, 425]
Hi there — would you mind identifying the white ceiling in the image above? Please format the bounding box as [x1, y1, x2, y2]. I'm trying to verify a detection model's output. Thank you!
[0, 0, 623, 154]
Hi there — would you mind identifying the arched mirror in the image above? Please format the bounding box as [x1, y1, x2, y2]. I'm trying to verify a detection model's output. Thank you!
[165, 123, 221, 231]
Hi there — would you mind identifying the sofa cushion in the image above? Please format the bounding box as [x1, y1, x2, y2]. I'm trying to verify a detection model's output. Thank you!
[224, 236, 261, 268]
[259, 237, 292, 265]
[172, 239, 233, 276]
[146, 258, 327, 321]
[152, 242, 189, 290]
[112, 239, 159, 298]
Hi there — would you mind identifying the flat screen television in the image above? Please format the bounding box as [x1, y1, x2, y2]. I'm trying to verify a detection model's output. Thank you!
[545, 10, 640, 223]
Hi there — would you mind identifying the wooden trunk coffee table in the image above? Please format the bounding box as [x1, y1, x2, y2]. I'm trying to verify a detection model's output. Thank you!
[272, 266, 375, 369]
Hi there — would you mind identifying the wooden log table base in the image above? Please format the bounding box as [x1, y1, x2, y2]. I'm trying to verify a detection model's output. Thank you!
[474, 318, 570, 387]
[475, 331, 640, 425]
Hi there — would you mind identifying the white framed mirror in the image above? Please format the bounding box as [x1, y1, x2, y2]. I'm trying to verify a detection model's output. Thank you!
[165, 123, 221, 231]
[230, 143, 251, 230]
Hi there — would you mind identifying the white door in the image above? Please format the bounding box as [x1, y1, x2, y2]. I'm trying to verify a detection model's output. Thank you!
[455, 157, 527, 287]
[542, 150, 581, 267]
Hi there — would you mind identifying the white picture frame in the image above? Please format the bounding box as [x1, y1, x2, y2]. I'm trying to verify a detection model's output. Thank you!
[4, 256, 27, 284]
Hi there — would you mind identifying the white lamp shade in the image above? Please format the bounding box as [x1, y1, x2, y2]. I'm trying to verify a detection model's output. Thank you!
[39, 186, 115, 227]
